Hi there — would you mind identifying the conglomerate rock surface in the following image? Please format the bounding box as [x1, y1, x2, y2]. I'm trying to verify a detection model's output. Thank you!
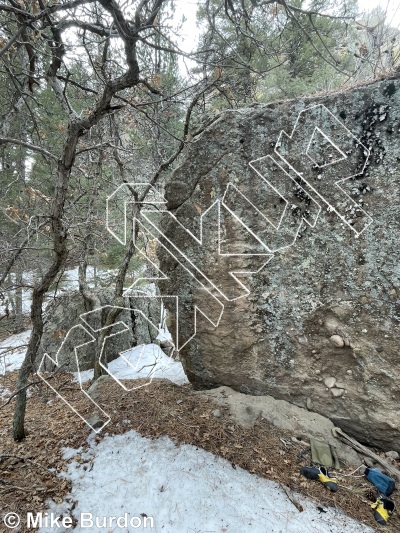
[157, 76, 400, 451]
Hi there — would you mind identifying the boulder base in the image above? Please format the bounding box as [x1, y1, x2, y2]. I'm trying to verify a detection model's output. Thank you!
[158, 77, 400, 451]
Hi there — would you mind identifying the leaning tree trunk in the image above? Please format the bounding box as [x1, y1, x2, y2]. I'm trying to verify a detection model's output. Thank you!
[12, 20, 143, 438]
[12, 119, 82, 440]
[13, 159, 71, 440]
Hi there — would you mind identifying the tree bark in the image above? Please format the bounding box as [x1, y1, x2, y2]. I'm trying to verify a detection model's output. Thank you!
[13, 271, 24, 334]
[12, 6, 143, 438]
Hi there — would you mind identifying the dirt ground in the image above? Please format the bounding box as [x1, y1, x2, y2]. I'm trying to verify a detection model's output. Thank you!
[1, 369, 398, 532]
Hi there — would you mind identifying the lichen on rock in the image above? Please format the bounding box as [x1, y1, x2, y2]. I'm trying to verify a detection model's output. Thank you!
[158, 76, 400, 452]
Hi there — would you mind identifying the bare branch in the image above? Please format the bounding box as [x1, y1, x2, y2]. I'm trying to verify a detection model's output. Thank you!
[0, 137, 58, 160]
[0, 24, 24, 60]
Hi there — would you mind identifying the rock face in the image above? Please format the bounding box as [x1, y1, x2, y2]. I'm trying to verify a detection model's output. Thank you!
[157, 77, 400, 451]
[38, 290, 160, 372]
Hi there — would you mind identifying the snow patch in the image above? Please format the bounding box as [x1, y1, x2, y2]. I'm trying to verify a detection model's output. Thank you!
[40, 430, 374, 533]
[108, 344, 188, 385]
[0, 329, 31, 375]
[0, 384, 11, 400]
[72, 344, 188, 386]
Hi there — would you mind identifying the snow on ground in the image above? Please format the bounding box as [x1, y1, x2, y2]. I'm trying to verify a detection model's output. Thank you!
[156, 326, 173, 343]
[0, 326, 187, 389]
[0, 384, 11, 400]
[73, 368, 94, 384]
[110, 344, 188, 385]
[60, 266, 117, 291]
[0, 324, 185, 389]
[0, 329, 31, 375]
[0, 266, 116, 317]
[0, 329, 31, 402]
[40, 430, 374, 533]
[0, 330, 373, 532]
[0, 330, 372, 532]
[73, 344, 189, 386]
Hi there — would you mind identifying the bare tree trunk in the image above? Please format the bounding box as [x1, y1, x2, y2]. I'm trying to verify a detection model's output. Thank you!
[8, 0, 198, 439]
[11, 10, 143, 436]
[78, 239, 102, 380]
[13, 271, 24, 334]
[13, 134, 76, 440]
[13, 265, 66, 440]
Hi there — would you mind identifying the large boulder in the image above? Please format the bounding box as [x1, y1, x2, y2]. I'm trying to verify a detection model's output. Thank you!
[157, 76, 400, 451]
[38, 289, 161, 372]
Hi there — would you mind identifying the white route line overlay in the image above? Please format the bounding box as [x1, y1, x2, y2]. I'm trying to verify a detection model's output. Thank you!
[272, 103, 373, 237]
[39, 104, 374, 432]
[126, 222, 224, 351]
[38, 299, 181, 432]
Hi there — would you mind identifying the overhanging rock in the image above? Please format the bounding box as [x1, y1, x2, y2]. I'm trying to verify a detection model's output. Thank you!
[157, 77, 400, 452]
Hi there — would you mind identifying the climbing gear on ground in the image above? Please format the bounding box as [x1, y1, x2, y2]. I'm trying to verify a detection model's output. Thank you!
[371, 498, 396, 525]
[300, 466, 338, 492]
[364, 468, 395, 497]
[310, 437, 340, 469]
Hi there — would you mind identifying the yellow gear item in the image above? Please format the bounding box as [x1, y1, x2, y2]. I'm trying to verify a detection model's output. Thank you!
[371, 498, 395, 525]
[317, 471, 338, 492]
[300, 467, 338, 492]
